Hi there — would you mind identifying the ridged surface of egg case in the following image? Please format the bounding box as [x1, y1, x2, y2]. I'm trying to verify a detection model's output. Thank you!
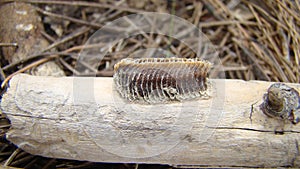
[113, 58, 212, 103]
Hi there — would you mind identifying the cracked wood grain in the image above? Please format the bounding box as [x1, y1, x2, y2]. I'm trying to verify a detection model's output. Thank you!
[1, 74, 300, 168]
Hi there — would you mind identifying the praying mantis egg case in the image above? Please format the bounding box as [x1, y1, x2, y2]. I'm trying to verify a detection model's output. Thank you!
[113, 57, 212, 104]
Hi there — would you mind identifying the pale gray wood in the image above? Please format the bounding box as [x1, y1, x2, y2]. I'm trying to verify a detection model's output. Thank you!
[1, 74, 300, 168]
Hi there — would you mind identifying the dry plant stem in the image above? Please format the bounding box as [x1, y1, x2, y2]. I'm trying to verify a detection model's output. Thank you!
[0, 144, 9, 153]
[219, 32, 230, 47]
[59, 58, 80, 75]
[23, 156, 39, 168]
[10, 154, 34, 166]
[248, 30, 292, 81]
[34, 7, 103, 29]
[0, 1, 298, 81]
[68, 162, 94, 169]
[38, 1, 114, 53]
[263, 47, 296, 82]
[4, 0, 145, 13]
[13, 151, 27, 160]
[0, 43, 18, 47]
[1, 56, 56, 88]
[0, 66, 6, 80]
[276, 0, 300, 23]
[124, 16, 153, 43]
[142, 17, 176, 52]
[199, 20, 257, 28]
[42, 27, 90, 52]
[220, 66, 248, 71]
[192, 2, 202, 26]
[245, 1, 288, 30]
[4, 148, 21, 166]
[0, 152, 13, 156]
[295, 0, 300, 11]
[236, 25, 283, 80]
[100, 3, 124, 23]
[214, 0, 233, 18]
[0, 124, 10, 129]
[2, 32, 109, 78]
[41, 31, 56, 42]
[161, 1, 300, 82]
[232, 38, 270, 81]
[41, 158, 56, 169]
[247, 4, 294, 81]
[41, 5, 127, 53]
[2, 52, 74, 71]
[64, 43, 107, 53]
[206, 0, 227, 19]
[233, 43, 245, 77]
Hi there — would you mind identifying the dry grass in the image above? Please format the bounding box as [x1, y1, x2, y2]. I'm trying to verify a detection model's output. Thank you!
[0, 0, 299, 168]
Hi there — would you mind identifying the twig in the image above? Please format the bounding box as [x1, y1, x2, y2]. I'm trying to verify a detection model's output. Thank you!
[34, 7, 103, 29]
[276, 0, 300, 22]
[2, 52, 75, 71]
[0, 66, 6, 81]
[66, 162, 93, 169]
[23, 156, 38, 169]
[0, 43, 18, 47]
[3, 0, 144, 13]
[41, 158, 56, 169]
[4, 148, 21, 166]
[10, 154, 34, 166]
[243, 0, 289, 31]
[232, 38, 270, 81]
[63, 43, 107, 53]
[1, 56, 57, 88]
[199, 20, 257, 28]
[41, 31, 55, 42]
[59, 58, 80, 75]
[42, 27, 90, 52]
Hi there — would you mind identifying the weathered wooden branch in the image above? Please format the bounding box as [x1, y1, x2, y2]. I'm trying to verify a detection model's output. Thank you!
[1, 74, 300, 168]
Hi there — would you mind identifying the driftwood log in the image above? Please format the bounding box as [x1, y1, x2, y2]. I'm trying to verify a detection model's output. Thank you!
[1, 74, 300, 168]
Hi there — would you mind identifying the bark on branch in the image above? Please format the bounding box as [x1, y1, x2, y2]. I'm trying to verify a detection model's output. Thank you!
[1, 74, 300, 168]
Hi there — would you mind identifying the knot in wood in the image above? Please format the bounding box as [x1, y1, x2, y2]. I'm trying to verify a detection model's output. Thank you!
[260, 83, 300, 124]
